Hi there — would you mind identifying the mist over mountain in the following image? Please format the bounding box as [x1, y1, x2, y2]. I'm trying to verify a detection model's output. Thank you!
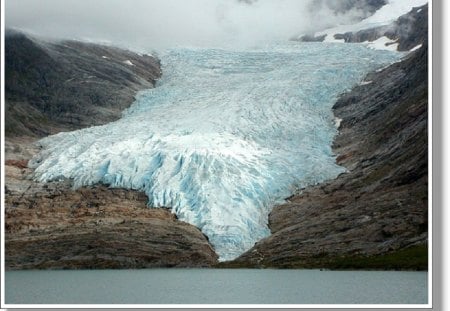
[307, 0, 387, 28]
[6, 0, 386, 50]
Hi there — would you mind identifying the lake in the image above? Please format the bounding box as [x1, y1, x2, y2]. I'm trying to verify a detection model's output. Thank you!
[4, 269, 428, 305]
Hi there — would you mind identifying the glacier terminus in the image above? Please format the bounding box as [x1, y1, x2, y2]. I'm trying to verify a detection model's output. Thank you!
[30, 42, 401, 261]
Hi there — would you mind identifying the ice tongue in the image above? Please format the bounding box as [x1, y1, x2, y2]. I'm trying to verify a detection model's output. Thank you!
[30, 42, 401, 261]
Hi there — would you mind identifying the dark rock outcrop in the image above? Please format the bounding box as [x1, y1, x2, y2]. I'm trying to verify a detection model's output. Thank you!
[5, 30, 161, 137]
[224, 38, 428, 269]
[300, 34, 327, 43]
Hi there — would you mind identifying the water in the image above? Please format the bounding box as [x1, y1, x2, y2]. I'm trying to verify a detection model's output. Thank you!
[29, 42, 401, 260]
[5, 269, 427, 305]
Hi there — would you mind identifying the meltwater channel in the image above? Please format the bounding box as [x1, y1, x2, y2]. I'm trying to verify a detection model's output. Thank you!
[30, 42, 401, 260]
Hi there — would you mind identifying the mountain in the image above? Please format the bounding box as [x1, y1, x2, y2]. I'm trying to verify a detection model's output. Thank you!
[5, 30, 161, 137]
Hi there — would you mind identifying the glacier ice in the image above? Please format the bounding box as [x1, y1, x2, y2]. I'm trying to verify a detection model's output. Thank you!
[30, 42, 401, 261]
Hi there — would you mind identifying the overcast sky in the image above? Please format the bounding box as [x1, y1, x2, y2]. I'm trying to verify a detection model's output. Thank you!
[5, 0, 370, 51]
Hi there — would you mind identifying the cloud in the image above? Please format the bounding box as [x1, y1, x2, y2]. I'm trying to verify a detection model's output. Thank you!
[5, 0, 380, 51]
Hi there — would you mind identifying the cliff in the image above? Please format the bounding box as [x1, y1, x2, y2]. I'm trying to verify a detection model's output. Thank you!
[5, 181, 218, 269]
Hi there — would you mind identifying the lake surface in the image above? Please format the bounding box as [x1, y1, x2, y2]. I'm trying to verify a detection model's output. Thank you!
[5, 269, 428, 305]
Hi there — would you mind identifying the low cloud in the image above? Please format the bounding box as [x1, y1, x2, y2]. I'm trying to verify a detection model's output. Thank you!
[6, 0, 381, 51]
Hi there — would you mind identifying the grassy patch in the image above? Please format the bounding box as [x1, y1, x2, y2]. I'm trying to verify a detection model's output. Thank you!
[215, 244, 428, 270]
[322, 244, 428, 270]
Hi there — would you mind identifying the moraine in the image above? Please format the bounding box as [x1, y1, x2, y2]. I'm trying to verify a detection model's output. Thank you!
[30, 42, 401, 260]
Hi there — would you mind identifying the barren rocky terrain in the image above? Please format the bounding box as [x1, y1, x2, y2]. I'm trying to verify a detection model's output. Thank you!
[5, 30, 161, 137]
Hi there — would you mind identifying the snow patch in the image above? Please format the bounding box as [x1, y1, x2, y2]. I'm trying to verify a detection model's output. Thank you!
[409, 44, 423, 52]
[366, 36, 399, 51]
[360, 80, 373, 85]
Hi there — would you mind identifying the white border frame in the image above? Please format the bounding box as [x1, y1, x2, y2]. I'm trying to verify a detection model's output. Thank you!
[1, 0, 7, 307]
[0, 0, 435, 309]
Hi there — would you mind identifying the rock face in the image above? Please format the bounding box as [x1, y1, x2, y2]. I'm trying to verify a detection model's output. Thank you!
[334, 5, 428, 51]
[4, 32, 219, 269]
[5, 189, 218, 269]
[5, 30, 161, 137]
[225, 39, 428, 269]
[299, 4, 427, 52]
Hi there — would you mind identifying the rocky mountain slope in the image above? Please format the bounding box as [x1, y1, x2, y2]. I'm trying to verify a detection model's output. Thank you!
[5, 30, 161, 137]
[299, 3, 427, 52]
[223, 30, 428, 270]
[333, 4, 427, 51]
[4, 31, 218, 269]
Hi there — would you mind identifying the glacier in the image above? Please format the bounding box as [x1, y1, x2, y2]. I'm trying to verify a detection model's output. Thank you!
[30, 42, 401, 261]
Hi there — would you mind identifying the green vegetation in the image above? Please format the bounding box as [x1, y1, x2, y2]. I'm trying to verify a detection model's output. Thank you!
[319, 244, 428, 270]
[215, 244, 428, 270]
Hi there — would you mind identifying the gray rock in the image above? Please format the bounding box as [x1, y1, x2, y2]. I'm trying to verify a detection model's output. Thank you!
[298, 3, 427, 52]
[5, 30, 161, 137]
[333, 4, 428, 51]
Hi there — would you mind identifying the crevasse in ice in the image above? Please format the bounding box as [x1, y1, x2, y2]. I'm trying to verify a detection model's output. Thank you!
[30, 42, 401, 261]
